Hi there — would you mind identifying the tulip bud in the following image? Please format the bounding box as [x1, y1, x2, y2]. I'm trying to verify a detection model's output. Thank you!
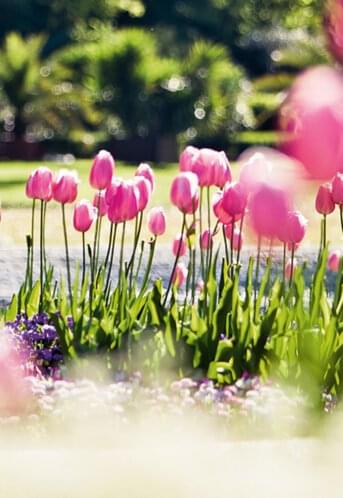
[179, 146, 199, 172]
[73, 200, 96, 232]
[26, 167, 53, 201]
[89, 150, 115, 190]
[147, 207, 166, 236]
[93, 191, 107, 217]
[213, 191, 233, 224]
[52, 170, 78, 204]
[135, 163, 155, 191]
[170, 172, 199, 214]
[134, 176, 151, 212]
[172, 234, 187, 257]
[172, 262, 187, 287]
[213, 151, 232, 188]
[285, 211, 307, 244]
[332, 172, 343, 205]
[315, 184, 335, 215]
[222, 182, 247, 219]
[328, 250, 341, 272]
[200, 229, 213, 250]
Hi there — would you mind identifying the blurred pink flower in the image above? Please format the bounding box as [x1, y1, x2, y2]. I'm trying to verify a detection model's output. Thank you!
[93, 191, 108, 217]
[332, 172, 343, 204]
[172, 234, 187, 257]
[315, 184, 335, 215]
[179, 146, 199, 172]
[89, 150, 115, 190]
[200, 229, 213, 250]
[73, 200, 96, 232]
[280, 66, 343, 180]
[172, 262, 187, 287]
[170, 172, 199, 214]
[147, 207, 166, 236]
[52, 170, 78, 204]
[328, 250, 341, 271]
[324, 0, 343, 64]
[249, 184, 290, 239]
[239, 152, 273, 194]
[285, 211, 307, 244]
[134, 176, 151, 212]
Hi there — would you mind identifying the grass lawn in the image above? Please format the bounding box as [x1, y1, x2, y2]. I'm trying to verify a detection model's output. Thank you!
[0, 159, 340, 247]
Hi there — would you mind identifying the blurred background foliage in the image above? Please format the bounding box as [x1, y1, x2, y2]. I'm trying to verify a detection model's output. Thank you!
[0, 0, 330, 160]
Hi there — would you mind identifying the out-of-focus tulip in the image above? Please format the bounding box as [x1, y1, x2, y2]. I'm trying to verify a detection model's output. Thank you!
[222, 182, 247, 219]
[315, 184, 335, 215]
[170, 172, 199, 214]
[107, 180, 139, 223]
[52, 170, 78, 204]
[93, 191, 108, 217]
[135, 163, 155, 191]
[280, 66, 343, 180]
[0, 337, 33, 415]
[285, 211, 307, 244]
[134, 176, 151, 212]
[213, 151, 232, 188]
[213, 191, 233, 224]
[172, 234, 187, 257]
[147, 207, 166, 236]
[250, 185, 290, 239]
[200, 229, 213, 250]
[324, 0, 343, 64]
[26, 167, 53, 201]
[224, 225, 243, 251]
[89, 150, 114, 190]
[328, 250, 341, 271]
[332, 172, 343, 205]
[179, 146, 199, 172]
[172, 262, 187, 287]
[285, 258, 297, 280]
[239, 152, 273, 194]
[73, 200, 96, 232]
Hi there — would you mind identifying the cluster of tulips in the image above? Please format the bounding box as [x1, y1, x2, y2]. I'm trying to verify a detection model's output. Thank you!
[24, 145, 342, 318]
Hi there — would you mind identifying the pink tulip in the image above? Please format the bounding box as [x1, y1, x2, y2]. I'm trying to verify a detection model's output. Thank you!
[332, 172, 343, 205]
[315, 184, 335, 215]
[285, 258, 297, 280]
[280, 66, 343, 180]
[73, 200, 96, 232]
[213, 151, 232, 188]
[190, 148, 218, 187]
[239, 152, 273, 194]
[179, 146, 199, 172]
[89, 150, 115, 190]
[134, 176, 151, 212]
[328, 250, 341, 272]
[324, 0, 343, 64]
[222, 182, 247, 219]
[107, 180, 139, 223]
[147, 207, 166, 236]
[213, 191, 233, 224]
[285, 211, 307, 244]
[224, 225, 243, 251]
[52, 170, 78, 204]
[172, 262, 187, 287]
[172, 234, 187, 257]
[170, 172, 199, 214]
[135, 163, 155, 191]
[93, 191, 107, 217]
[26, 167, 53, 201]
[200, 229, 213, 250]
[250, 185, 290, 239]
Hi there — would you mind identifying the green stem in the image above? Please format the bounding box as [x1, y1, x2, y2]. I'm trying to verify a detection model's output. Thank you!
[133, 241, 145, 287]
[81, 232, 86, 288]
[43, 201, 48, 279]
[118, 221, 126, 287]
[222, 225, 229, 264]
[340, 205, 343, 233]
[104, 223, 114, 269]
[39, 200, 44, 312]
[62, 203, 72, 310]
[254, 235, 261, 308]
[323, 214, 327, 249]
[127, 211, 143, 289]
[289, 243, 295, 288]
[163, 214, 186, 306]
[95, 215, 102, 269]
[139, 238, 156, 296]
[104, 223, 118, 298]
[236, 212, 245, 266]
[92, 190, 101, 280]
[29, 199, 36, 289]
[199, 187, 205, 279]
[282, 242, 286, 283]
[191, 211, 196, 304]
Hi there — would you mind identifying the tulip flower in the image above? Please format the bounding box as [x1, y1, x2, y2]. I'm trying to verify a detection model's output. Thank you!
[73, 200, 96, 233]
[135, 163, 155, 191]
[239, 152, 273, 195]
[179, 146, 199, 172]
[134, 176, 151, 212]
[27, 167, 53, 202]
[200, 229, 213, 250]
[222, 182, 247, 220]
[285, 211, 307, 245]
[324, 0, 343, 64]
[172, 262, 187, 288]
[332, 172, 343, 232]
[172, 234, 187, 257]
[213, 151, 232, 189]
[93, 191, 107, 217]
[170, 172, 199, 214]
[225, 225, 243, 252]
[212, 191, 233, 224]
[328, 250, 341, 272]
[147, 207, 166, 237]
[52, 170, 78, 204]
[89, 150, 115, 190]
[315, 184, 335, 248]
[250, 185, 289, 240]
[107, 180, 139, 224]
